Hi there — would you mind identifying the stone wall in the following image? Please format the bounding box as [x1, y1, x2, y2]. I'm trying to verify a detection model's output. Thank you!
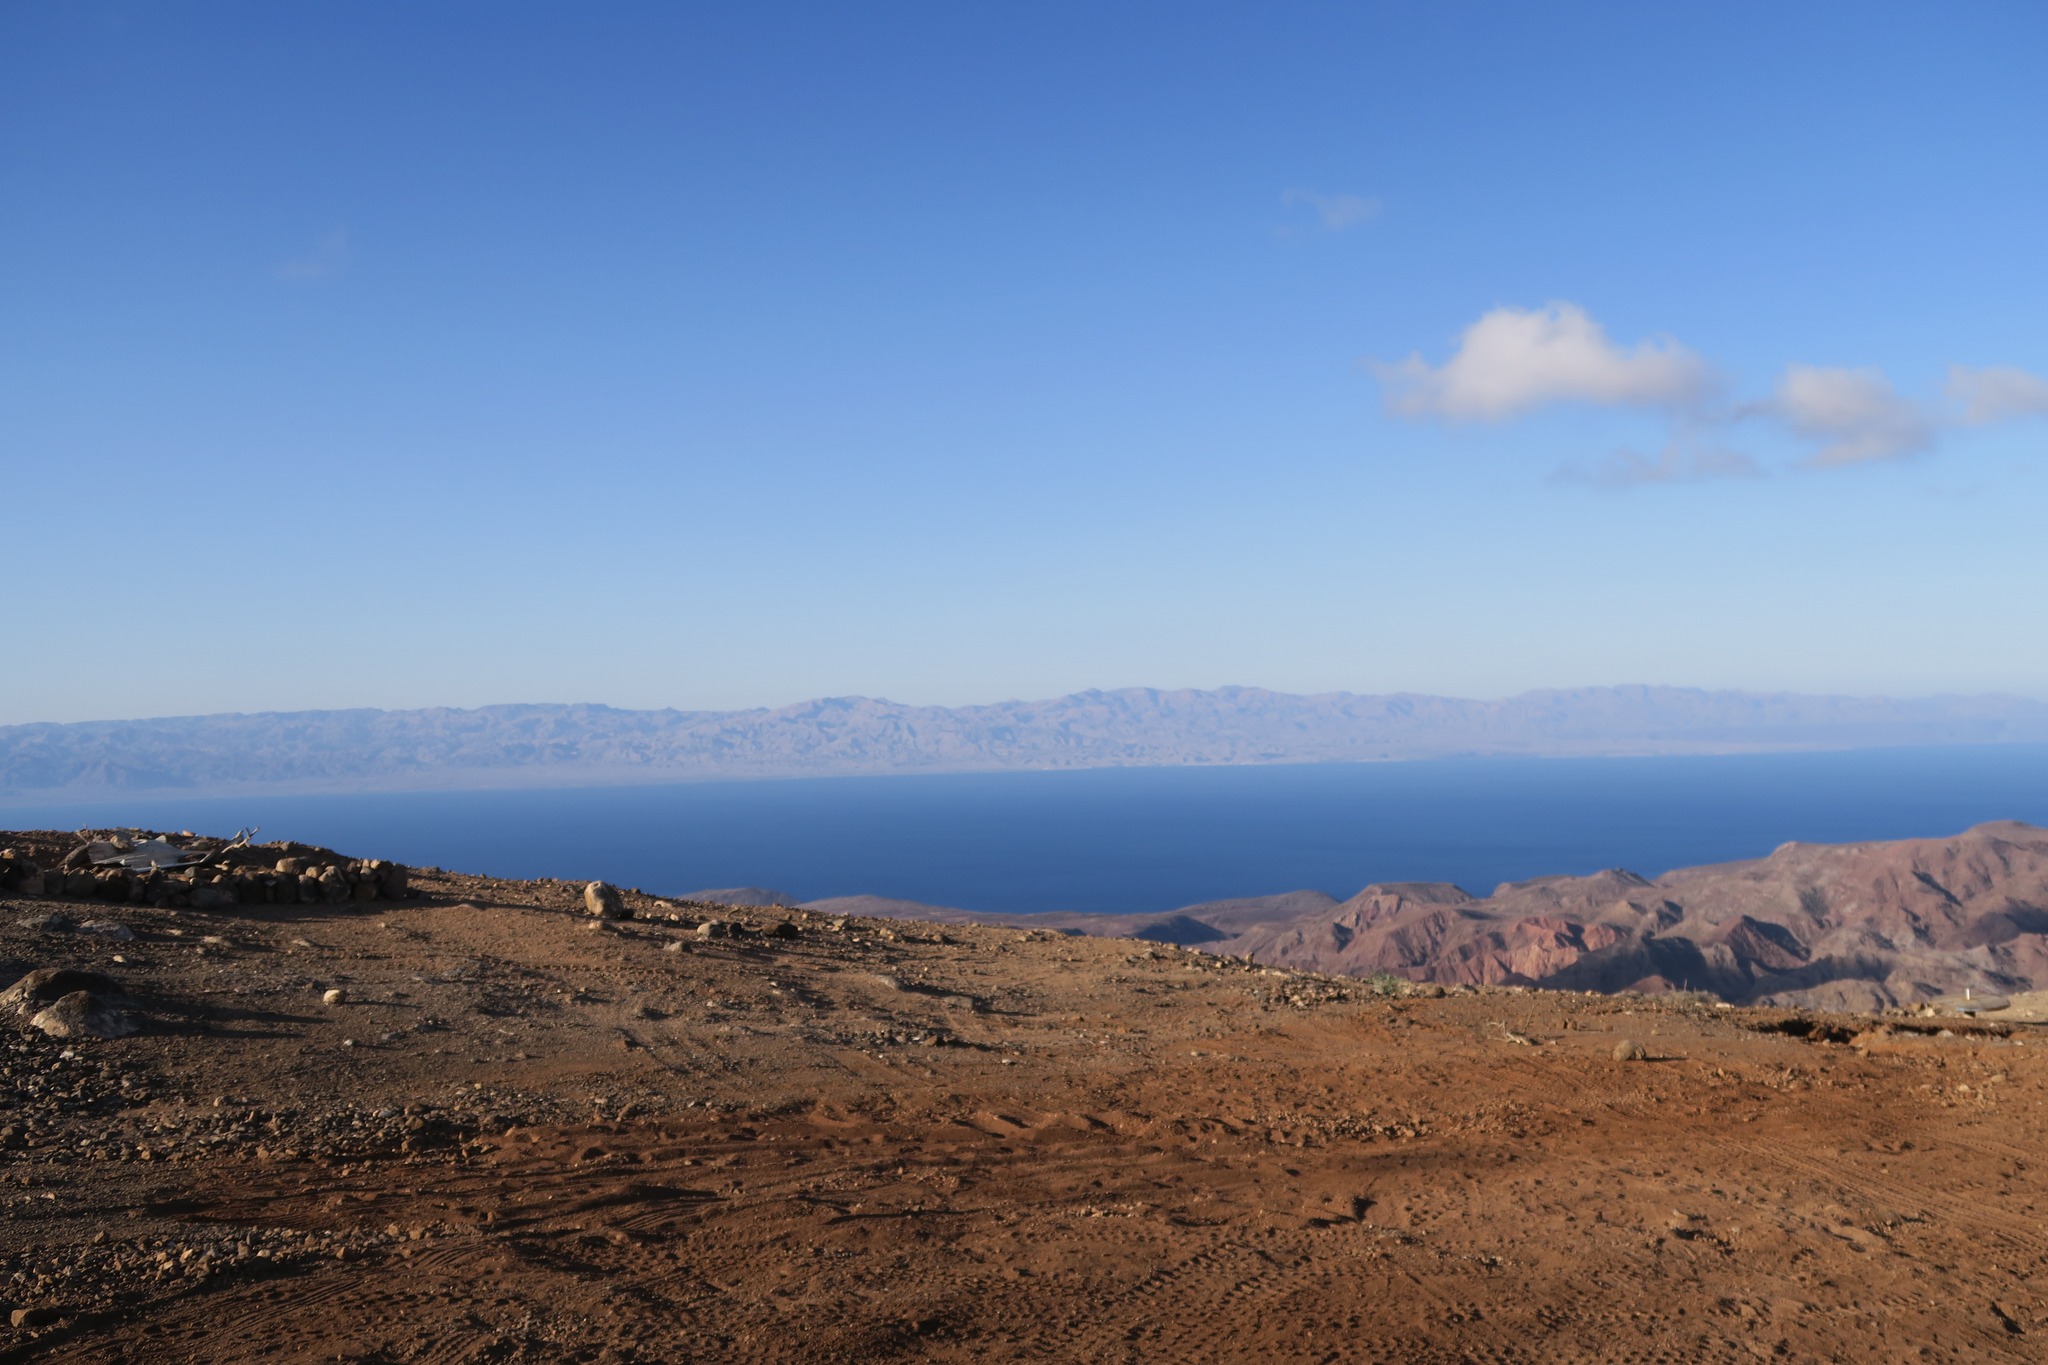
[0, 843, 411, 910]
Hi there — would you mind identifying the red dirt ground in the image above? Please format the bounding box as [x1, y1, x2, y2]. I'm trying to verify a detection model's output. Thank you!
[2, 842, 2043, 1362]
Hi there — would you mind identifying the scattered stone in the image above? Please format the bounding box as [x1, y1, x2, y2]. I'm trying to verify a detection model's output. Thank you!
[662, 939, 686, 953]
[323, 988, 349, 1006]
[1613, 1039, 1648, 1062]
[76, 921, 134, 941]
[14, 913, 69, 933]
[10, 1306, 61, 1329]
[584, 882, 629, 920]
[696, 920, 733, 940]
[768, 921, 800, 940]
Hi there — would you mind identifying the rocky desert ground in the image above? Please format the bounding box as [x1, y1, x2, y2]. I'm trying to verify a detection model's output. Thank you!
[3, 828, 2045, 1362]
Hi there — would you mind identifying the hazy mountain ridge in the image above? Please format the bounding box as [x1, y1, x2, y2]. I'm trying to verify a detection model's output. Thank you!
[4, 685, 2048, 799]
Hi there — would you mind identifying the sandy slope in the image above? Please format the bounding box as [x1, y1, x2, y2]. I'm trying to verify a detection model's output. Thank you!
[2, 834, 2045, 1362]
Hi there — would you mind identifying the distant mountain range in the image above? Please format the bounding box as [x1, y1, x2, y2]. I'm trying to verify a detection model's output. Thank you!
[3, 685, 2047, 801]
[729, 822, 2048, 1012]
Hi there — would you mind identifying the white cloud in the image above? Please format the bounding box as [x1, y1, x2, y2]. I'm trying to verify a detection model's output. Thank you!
[275, 227, 350, 282]
[1947, 365, 2048, 425]
[1282, 189, 1382, 232]
[1373, 303, 1713, 421]
[1769, 365, 1934, 466]
[1554, 441, 1763, 490]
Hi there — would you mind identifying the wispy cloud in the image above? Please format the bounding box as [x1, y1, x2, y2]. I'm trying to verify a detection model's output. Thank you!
[274, 227, 351, 282]
[1947, 365, 2048, 425]
[1372, 303, 1713, 421]
[1375, 302, 2048, 487]
[1552, 439, 1763, 491]
[1282, 188, 1382, 232]
[1769, 365, 1933, 467]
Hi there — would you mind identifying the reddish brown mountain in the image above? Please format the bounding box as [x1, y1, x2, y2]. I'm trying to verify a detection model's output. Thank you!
[1223, 821, 2048, 1010]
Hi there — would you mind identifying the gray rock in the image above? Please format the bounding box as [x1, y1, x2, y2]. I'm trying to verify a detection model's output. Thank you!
[1, 968, 124, 1013]
[29, 991, 136, 1040]
[76, 920, 134, 941]
[190, 883, 237, 910]
[584, 882, 629, 920]
[1613, 1039, 1648, 1062]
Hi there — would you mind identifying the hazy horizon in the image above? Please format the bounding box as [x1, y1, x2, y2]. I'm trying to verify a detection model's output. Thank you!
[13, 678, 2048, 731]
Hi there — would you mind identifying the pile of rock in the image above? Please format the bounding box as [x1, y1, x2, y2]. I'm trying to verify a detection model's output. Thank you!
[0, 969, 137, 1040]
[0, 846, 409, 910]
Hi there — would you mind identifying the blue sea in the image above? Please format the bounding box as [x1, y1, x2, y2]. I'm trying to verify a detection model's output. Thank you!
[5, 746, 2047, 915]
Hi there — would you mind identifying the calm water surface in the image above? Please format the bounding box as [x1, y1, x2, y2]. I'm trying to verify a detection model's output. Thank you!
[6, 746, 2047, 915]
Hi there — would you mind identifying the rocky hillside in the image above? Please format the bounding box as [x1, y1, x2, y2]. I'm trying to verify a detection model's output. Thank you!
[8, 827, 2046, 1361]
[1188, 822, 2048, 1011]
[6, 684, 2047, 797]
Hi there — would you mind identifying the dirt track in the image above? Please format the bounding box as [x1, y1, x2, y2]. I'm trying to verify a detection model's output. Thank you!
[3, 849, 2044, 1362]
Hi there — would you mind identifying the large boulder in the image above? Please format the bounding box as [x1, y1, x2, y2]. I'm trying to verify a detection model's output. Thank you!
[1, 968, 122, 1013]
[584, 882, 629, 920]
[29, 991, 136, 1040]
[2, 968, 140, 1039]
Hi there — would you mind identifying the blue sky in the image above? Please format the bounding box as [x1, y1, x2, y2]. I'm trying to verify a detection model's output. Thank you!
[4, 1, 2045, 724]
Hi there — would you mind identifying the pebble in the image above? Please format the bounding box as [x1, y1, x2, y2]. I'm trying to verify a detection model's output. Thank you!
[1613, 1039, 1648, 1062]
[322, 988, 348, 1005]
